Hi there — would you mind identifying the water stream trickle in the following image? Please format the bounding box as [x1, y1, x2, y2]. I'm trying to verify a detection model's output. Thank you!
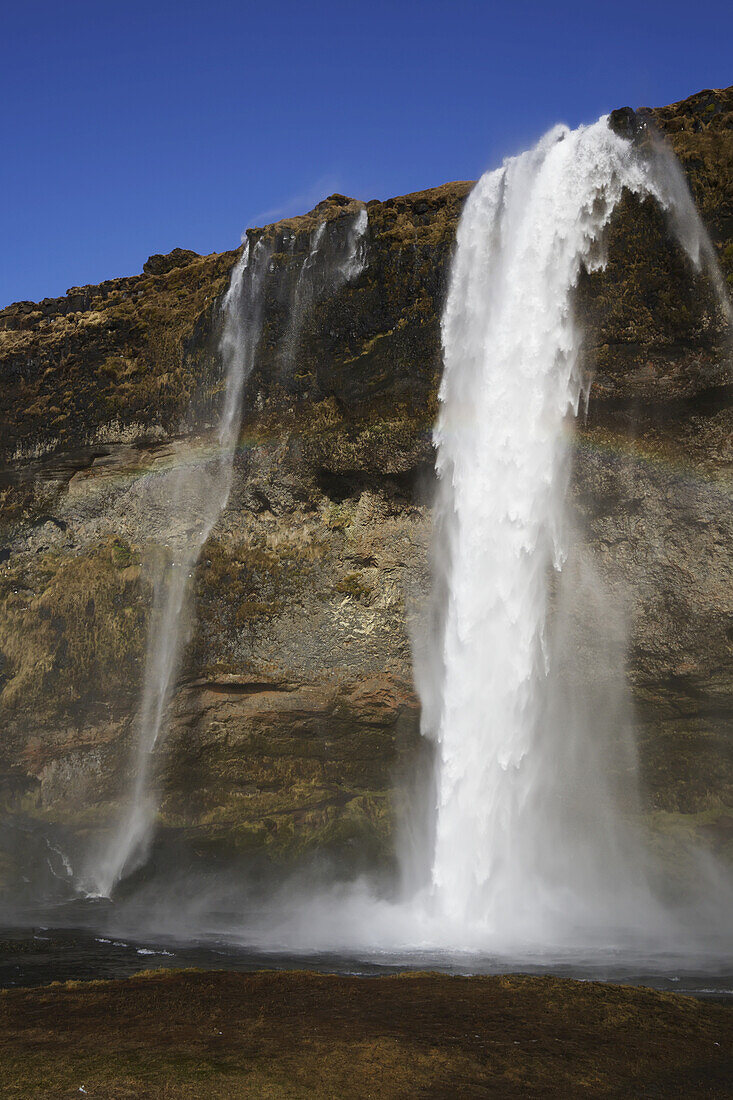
[79, 236, 273, 896]
[80, 208, 369, 897]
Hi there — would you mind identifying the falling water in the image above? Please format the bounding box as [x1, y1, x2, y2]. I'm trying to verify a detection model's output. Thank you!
[80, 208, 368, 898]
[281, 207, 369, 368]
[418, 116, 731, 943]
[79, 238, 272, 896]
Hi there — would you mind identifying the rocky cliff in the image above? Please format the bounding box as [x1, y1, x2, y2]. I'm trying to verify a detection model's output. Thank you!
[1, 87, 731, 897]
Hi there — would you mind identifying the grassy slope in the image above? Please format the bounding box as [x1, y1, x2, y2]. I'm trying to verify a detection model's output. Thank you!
[1, 969, 732, 1098]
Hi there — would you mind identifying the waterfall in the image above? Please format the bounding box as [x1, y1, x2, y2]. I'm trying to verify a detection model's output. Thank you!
[93, 125, 730, 959]
[79, 238, 272, 897]
[281, 206, 369, 368]
[80, 207, 368, 898]
[420, 116, 730, 941]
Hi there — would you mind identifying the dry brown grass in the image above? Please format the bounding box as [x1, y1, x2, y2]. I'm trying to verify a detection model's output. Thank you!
[1, 969, 732, 1098]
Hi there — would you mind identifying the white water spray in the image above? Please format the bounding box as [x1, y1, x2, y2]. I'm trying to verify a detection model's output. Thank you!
[418, 116, 730, 942]
[81, 208, 368, 898]
[79, 237, 272, 896]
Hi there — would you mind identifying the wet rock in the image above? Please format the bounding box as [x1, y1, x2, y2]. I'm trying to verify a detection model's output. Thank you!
[608, 106, 642, 139]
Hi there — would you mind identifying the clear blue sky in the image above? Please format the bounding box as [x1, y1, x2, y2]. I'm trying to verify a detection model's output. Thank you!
[3, 0, 731, 307]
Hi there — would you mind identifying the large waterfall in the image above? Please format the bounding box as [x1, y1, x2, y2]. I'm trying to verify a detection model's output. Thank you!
[182, 115, 733, 960]
[81, 208, 368, 897]
[419, 117, 730, 943]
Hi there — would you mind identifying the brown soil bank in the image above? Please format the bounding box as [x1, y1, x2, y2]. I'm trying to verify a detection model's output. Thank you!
[1, 970, 732, 1098]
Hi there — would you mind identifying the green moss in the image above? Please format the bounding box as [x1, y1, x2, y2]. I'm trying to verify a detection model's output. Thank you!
[193, 533, 323, 659]
[334, 572, 372, 601]
[110, 537, 134, 568]
[324, 502, 353, 530]
[0, 538, 147, 718]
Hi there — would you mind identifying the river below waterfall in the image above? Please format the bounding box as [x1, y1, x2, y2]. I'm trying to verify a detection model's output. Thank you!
[3, 911, 733, 1001]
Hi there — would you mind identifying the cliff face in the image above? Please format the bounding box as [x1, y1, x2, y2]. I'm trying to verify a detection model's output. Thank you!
[0, 87, 731, 896]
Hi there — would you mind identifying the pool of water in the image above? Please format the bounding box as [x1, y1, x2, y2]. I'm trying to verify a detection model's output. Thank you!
[3, 906, 732, 1001]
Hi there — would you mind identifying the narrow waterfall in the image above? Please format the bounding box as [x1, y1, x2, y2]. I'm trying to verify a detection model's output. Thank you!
[79, 238, 272, 897]
[422, 117, 730, 940]
[281, 207, 369, 368]
[81, 207, 368, 898]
